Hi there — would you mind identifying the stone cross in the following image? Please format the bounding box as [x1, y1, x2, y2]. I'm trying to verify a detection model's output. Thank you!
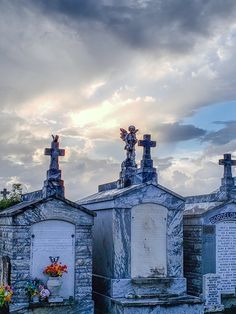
[138, 134, 156, 166]
[44, 135, 65, 170]
[1, 188, 10, 199]
[219, 153, 236, 187]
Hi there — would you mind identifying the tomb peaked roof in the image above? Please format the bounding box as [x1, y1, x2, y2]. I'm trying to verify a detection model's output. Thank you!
[185, 153, 236, 207]
[78, 182, 184, 205]
[184, 199, 236, 218]
[0, 195, 96, 217]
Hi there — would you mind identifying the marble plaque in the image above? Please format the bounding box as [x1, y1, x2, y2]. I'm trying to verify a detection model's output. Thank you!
[31, 220, 75, 299]
[131, 203, 167, 278]
[203, 273, 224, 312]
[216, 221, 236, 293]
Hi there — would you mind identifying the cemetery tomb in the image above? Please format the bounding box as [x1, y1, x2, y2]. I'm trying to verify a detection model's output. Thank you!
[184, 153, 236, 312]
[0, 136, 95, 314]
[79, 128, 203, 314]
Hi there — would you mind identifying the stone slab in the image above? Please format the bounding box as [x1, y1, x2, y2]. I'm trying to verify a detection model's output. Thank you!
[203, 274, 224, 313]
[131, 204, 167, 278]
[93, 292, 204, 314]
[216, 221, 236, 293]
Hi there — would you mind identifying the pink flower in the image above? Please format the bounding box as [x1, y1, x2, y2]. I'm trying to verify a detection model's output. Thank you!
[38, 285, 44, 291]
[40, 288, 50, 299]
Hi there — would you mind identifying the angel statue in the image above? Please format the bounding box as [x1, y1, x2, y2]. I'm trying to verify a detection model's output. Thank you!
[120, 125, 139, 162]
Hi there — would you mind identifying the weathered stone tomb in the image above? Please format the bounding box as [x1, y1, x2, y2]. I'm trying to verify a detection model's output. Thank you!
[0, 136, 95, 313]
[79, 127, 203, 314]
[184, 153, 236, 312]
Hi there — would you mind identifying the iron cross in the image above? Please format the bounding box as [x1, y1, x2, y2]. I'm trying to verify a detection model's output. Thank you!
[138, 134, 156, 161]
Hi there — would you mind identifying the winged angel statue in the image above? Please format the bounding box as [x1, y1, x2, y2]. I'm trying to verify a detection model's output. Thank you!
[120, 125, 138, 162]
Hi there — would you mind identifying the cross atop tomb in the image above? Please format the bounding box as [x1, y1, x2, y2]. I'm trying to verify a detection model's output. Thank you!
[43, 135, 65, 198]
[138, 134, 157, 184]
[138, 134, 156, 167]
[0, 188, 10, 199]
[219, 153, 236, 189]
[45, 135, 65, 171]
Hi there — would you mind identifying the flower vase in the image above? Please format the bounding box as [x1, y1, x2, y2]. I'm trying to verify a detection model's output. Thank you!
[47, 276, 63, 303]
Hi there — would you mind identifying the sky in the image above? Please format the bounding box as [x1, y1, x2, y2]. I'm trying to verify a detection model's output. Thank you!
[1, 0, 236, 200]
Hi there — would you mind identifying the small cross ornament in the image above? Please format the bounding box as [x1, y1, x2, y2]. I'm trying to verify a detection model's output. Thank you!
[0, 188, 10, 199]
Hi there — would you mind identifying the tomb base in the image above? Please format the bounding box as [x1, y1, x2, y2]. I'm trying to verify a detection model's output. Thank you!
[93, 275, 187, 299]
[93, 275, 203, 314]
[9, 299, 94, 314]
[94, 292, 204, 314]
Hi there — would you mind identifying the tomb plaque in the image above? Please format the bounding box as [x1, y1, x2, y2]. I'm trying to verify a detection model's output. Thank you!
[216, 221, 236, 293]
[131, 203, 167, 278]
[31, 220, 75, 298]
[203, 273, 224, 312]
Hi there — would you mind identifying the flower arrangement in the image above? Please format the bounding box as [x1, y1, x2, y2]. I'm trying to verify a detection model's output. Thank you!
[0, 285, 13, 307]
[43, 262, 68, 277]
[25, 279, 41, 298]
[25, 279, 50, 302]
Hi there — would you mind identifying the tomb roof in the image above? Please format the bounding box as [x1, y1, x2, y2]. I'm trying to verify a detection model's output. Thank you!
[184, 199, 236, 218]
[78, 182, 184, 205]
[0, 195, 96, 217]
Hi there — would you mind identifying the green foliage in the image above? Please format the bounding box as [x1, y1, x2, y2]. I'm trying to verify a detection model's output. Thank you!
[0, 184, 22, 210]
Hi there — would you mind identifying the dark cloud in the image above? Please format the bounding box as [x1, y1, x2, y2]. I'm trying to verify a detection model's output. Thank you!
[33, 0, 236, 53]
[203, 121, 236, 145]
[155, 122, 206, 143]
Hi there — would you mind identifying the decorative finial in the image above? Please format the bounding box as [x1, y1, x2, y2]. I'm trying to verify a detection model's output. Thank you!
[45, 135, 65, 171]
[43, 135, 65, 198]
[52, 134, 59, 142]
[120, 125, 138, 166]
[138, 134, 157, 184]
[219, 153, 236, 191]
[118, 126, 138, 188]
[0, 188, 10, 199]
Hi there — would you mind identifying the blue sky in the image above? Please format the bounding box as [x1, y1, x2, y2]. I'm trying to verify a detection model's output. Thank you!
[1, 0, 236, 199]
[184, 102, 236, 131]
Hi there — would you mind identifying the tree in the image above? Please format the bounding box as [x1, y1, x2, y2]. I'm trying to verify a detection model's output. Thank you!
[0, 184, 22, 210]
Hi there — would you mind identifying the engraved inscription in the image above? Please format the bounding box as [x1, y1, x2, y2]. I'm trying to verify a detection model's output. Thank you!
[203, 273, 223, 311]
[131, 203, 167, 278]
[216, 221, 236, 293]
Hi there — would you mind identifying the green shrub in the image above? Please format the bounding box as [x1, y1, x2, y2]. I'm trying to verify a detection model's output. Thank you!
[0, 184, 22, 210]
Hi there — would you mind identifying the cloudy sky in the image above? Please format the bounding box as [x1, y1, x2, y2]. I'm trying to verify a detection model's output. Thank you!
[1, 0, 236, 200]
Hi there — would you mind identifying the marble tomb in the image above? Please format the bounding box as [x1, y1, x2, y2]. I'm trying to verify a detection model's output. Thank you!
[184, 153, 236, 312]
[79, 126, 203, 314]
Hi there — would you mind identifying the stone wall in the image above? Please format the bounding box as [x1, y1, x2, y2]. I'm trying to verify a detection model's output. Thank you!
[0, 226, 14, 258]
[0, 226, 14, 285]
[74, 225, 93, 305]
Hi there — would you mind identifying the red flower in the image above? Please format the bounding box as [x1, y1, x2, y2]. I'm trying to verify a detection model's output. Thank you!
[43, 262, 68, 277]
